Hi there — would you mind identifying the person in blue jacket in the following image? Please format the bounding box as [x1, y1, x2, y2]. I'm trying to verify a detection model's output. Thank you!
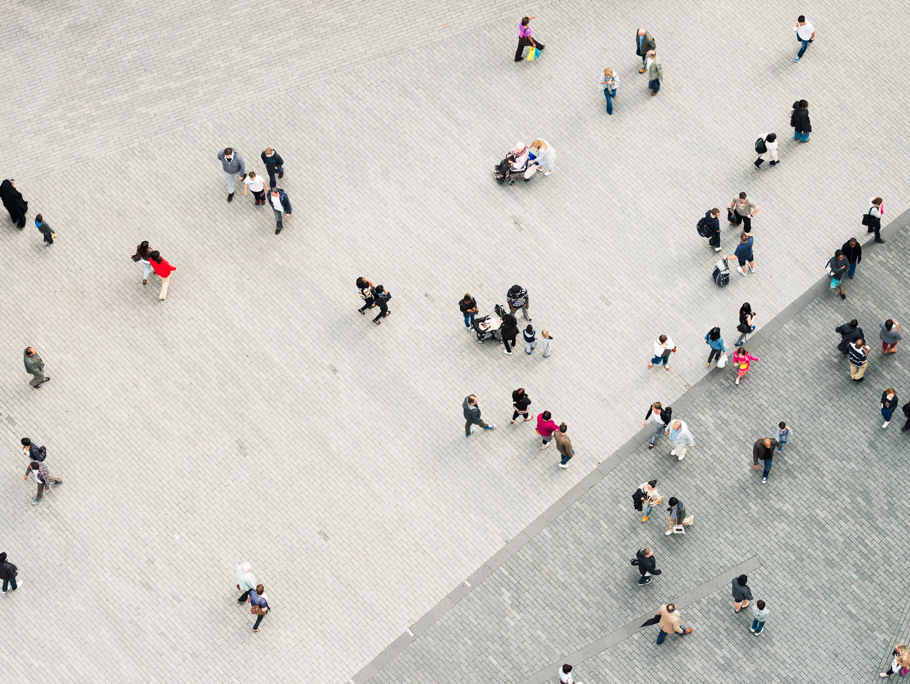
[705, 327, 726, 367]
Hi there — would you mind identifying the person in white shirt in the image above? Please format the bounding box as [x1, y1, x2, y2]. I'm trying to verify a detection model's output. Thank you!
[599, 67, 619, 115]
[867, 197, 884, 243]
[558, 663, 579, 684]
[648, 335, 675, 371]
[243, 171, 267, 205]
[794, 16, 815, 62]
[754, 133, 779, 169]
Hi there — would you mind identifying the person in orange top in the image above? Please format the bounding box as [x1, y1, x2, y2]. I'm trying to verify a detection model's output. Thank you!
[149, 251, 176, 300]
[732, 348, 760, 385]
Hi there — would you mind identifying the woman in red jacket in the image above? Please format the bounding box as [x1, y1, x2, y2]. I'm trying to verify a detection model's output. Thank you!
[149, 251, 176, 300]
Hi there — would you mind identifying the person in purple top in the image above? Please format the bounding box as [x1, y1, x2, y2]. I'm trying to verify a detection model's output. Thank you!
[514, 16, 544, 62]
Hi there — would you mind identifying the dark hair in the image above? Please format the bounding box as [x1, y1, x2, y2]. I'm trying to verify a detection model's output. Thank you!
[797, 15, 805, 21]
[667, 603, 676, 611]
[708, 327, 720, 341]
[21, 438, 31, 446]
[140, 240, 149, 250]
[224, 147, 233, 155]
[886, 319, 894, 330]
[779, 421, 787, 429]
[512, 388, 525, 402]
[658, 334, 667, 343]
[737, 574, 748, 585]
[849, 319, 858, 328]
[356, 277, 367, 288]
[29, 461, 40, 470]
[35, 214, 43, 223]
[740, 302, 752, 315]
[526, 324, 533, 332]
[256, 584, 264, 594]
[375, 285, 384, 294]
[0, 552, 6, 562]
[149, 251, 162, 263]
[711, 208, 720, 215]
[848, 237, 857, 244]
[739, 191, 747, 199]
[562, 665, 572, 674]
[542, 411, 551, 420]
[765, 133, 777, 142]
[463, 293, 472, 300]
[521, 16, 529, 25]
[757, 600, 766, 609]
[799, 100, 808, 108]
[835, 249, 843, 258]
[668, 497, 678, 506]
[559, 423, 567, 433]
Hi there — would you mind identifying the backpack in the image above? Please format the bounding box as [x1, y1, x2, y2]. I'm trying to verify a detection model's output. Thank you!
[755, 138, 767, 154]
[375, 287, 391, 302]
[36, 446, 47, 462]
[696, 216, 710, 238]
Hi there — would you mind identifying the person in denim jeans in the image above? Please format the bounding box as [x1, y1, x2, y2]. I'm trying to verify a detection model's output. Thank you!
[459, 294, 477, 330]
[750, 600, 768, 635]
[599, 67, 618, 115]
[249, 583, 270, 632]
[791, 100, 811, 141]
[793, 16, 815, 62]
[648, 335, 675, 370]
[775, 422, 792, 452]
[752, 437, 779, 483]
[656, 603, 692, 643]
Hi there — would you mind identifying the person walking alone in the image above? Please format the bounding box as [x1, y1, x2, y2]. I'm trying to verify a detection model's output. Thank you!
[646, 50, 663, 96]
[24, 347, 50, 388]
[880, 319, 902, 355]
[460, 294, 477, 330]
[791, 100, 811, 142]
[248, 583, 270, 632]
[724, 232, 755, 277]
[554, 423, 574, 468]
[754, 133, 779, 169]
[644, 402, 672, 450]
[752, 437, 779, 483]
[260, 147, 285, 187]
[665, 496, 694, 534]
[705, 327, 726, 367]
[842, 238, 862, 279]
[865, 197, 884, 243]
[217, 148, 246, 202]
[511, 388, 532, 423]
[882, 388, 899, 428]
[0, 553, 20, 593]
[501, 312, 519, 355]
[558, 664, 579, 684]
[536, 410, 558, 449]
[236, 562, 257, 603]
[881, 644, 910, 677]
[24, 460, 62, 505]
[793, 16, 815, 62]
[728, 192, 759, 232]
[635, 28, 656, 73]
[849, 338, 870, 381]
[836, 319, 863, 356]
[0, 179, 28, 229]
[634, 548, 662, 585]
[149, 251, 176, 300]
[656, 603, 693, 643]
[733, 348, 760, 385]
[750, 600, 769, 636]
[600, 68, 618, 115]
[667, 421, 694, 461]
[514, 16, 544, 62]
[463, 395, 495, 437]
[648, 334, 675, 371]
[267, 186, 292, 235]
[732, 575, 753, 612]
[34, 214, 54, 246]
[827, 249, 849, 300]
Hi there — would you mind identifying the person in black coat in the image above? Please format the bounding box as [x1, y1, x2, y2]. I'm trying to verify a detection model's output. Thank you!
[791, 100, 811, 142]
[704, 208, 721, 251]
[501, 314, 519, 355]
[260, 147, 285, 188]
[836, 319, 864, 356]
[901, 401, 910, 432]
[882, 389, 899, 428]
[634, 548, 662, 585]
[732, 575, 753, 612]
[0, 179, 28, 229]
[0, 552, 19, 593]
[511, 388, 532, 423]
[842, 238, 862, 279]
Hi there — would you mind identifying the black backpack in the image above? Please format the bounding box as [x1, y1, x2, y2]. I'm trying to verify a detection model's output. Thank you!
[37, 446, 47, 462]
[696, 216, 710, 238]
[375, 287, 391, 302]
[755, 138, 767, 154]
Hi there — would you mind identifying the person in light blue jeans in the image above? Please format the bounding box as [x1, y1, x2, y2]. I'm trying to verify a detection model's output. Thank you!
[600, 68, 618, 115]
[775, 421, 792, 452]
[750, 600, 768, 635]
[132, 240, 154, 284]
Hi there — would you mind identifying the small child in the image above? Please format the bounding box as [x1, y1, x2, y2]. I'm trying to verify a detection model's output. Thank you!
[35, 214, 55, 246]
[775, 421, 792, 453]
[541, 330, 554, 357]
[523, 324, 538, 355]
[243, 171, 267, 205]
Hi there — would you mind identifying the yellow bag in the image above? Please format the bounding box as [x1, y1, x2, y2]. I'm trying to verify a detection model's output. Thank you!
[526, 47, 538, 61]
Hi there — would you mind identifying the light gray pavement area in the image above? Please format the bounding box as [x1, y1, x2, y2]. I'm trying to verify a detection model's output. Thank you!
[0, 0, 909, 681]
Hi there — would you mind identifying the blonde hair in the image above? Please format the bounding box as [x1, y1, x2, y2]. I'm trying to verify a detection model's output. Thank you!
[603, 67, 613, 78]
[530, 139, 548, 151]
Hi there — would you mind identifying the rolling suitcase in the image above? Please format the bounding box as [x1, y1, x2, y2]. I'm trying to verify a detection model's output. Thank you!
[713, 259, 729, 287]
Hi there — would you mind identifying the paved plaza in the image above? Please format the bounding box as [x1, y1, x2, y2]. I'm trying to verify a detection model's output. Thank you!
[1, 0, 909, 681]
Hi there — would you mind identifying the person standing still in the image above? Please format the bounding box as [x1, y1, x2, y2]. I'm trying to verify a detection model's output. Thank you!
[460, 294, 477, 330]
[827, 249, 849, 300]
[149, 251, 176, 300]
[514, 16, 543, 62]
[644, 402, 672, 450]
[523, 324, 538, 355]
[648, 335, 675, 371]
[729, 192, 759, 232]
[849, 338, 870, 381]
[725, 232, 755, 277]
[25, 460, 62, 505]
[638, 480, 662, 522]
[501, 313, 519, 354]
[24, 347, 50, 388]
[842, 238, 862, 279]
[600, 68, 619, 115]
[506, 285, 531, 321]
[665, 496, 693, 534]
[249, 583, 270, 632]
[646, 50, 663, 96]
[882, 388, 899, 428]
[667, 421, 694, 461]
[880, 319, 902, 355]
[217, 148, 246, 202]
[236, 562, 257, 603]
[754, 133, 779, 168]
[260, 147, 285, 187]
[267, 187, 292, 235]
[0, 552, 20, 593]
[554, 423, 574, 468]
[732, 575, 753, 612]
[793, 16, 815, 61]
[463, 395, 495, 436]
[704, 208, 721, 252]
[750, 600, 769, 635]
[656, 603, 693, 643]
[635, 28, 656, 73]
[511, 388, 532, 423]
[0, 179, 28, 228]
[34, 214, 55, 246]
[865, 197, 884, 243]
[791, 100, 811, 142]
[540, 330, 554, 357]
[752, 437, 779, 483]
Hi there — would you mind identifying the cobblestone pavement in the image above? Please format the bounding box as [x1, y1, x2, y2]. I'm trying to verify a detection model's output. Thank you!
[1, 0, 909, 681]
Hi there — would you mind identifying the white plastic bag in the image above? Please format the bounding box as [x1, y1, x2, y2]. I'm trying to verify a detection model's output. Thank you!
[717, 353, 728, 368]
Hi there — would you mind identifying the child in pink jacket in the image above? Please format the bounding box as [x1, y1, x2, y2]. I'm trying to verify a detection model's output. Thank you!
[536, 411, 559, 449]
[733, 349, 760, 385]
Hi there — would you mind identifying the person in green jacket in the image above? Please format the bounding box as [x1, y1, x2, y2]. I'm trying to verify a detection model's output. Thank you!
[647, 50, 663, 96]
[24, 347, 50, 388]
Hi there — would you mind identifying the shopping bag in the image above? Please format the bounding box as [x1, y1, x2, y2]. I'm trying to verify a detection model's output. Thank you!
[717, 353, 728, 368]
[526, 47, 539, 61]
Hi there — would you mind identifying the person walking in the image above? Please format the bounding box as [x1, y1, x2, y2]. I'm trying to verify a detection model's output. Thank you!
[646, 50, 663, 96]
[882, 389, 899, 428]
[0, 179, 28, 228]
[836, 319, 863, 356]
[667, 421, 694, 461]
[842, 238, 862, 279]
[600, 68, 618, 115]
[554, 423, 574, 468]
[724, 232, 755, 277]
[750, 600, 769, 636]
[827, 249, 849, 300]
[705, 327, 726, 367]
[635, 28, 656, 73]
[267, 186, 292, 235]
[356, 277, 376, 314]
[776, 421, 792, 452]
[236, 562, 257, 603]
[849, 338, 870, 381]
[648, 334, 675, 371]
[865, 197, 884, 243]
[903, 401, 910, 432]
[732, 575, 753, 612]
[637, 480, 662, 522]
[880, 644, 910, 677]
[459, 294, 477, 330]
[131, 241, 154, 285]
[880, 319, 902, 355]
[371, 285, 391, 324]
[24, 460, 62, 505]
[0, 553, 20, 593]
[634, 548, 662, 585]
[752, 437, 779, 483]
[242, 171, 267, 205]
[149, 251, 176, 300]
[34, 214, 55, 246]
[541, 330, 554, 357]
[514, 16, 544, 62]
[733, 348, 760, 385]
[21, 437, 44, 463]
[656, 603, 693, 643]
[793, 16, 815, 61]
[260, 147, 285, 187]
[728, 192, 759, 232]
[703, 208, 721, 251]
[791, 100, 811, 142]
[463, 395, 495, 436]
[525, 139, 556, 178]
[753, 133, 779, 169]
[506, 284, 531, 321]
[523, 324, 538, 354]
[511, 388, 532, 423]
[217, 148, 247, 202]
[501, 312, 519, 355]
[248, 583, 270, 632]
[643, 402, 672, 450]
[536, 410, 558, 449]
[558, 664, 579, 684]
[24, 347, 50, 388]
[665, 496, 693, 534]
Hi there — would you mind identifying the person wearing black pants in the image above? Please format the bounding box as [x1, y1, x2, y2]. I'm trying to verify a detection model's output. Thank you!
[865, 197, 884, 243]
[372, 285, 391, 324]
[901, 402, 910, 431]
[261, 148, 285, 188]
[511, 388, 532, 423]
[249, 584, 270, 632]
[703, 208, 721, 251]
[515, 17, 543, 61]
[501, 314, 519, 354]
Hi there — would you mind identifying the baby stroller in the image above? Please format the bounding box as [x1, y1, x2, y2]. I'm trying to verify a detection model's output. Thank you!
[474, 304, 506, 343]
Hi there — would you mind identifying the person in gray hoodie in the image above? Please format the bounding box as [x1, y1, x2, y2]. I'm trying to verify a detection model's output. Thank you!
[463, 395, 495, 437]
[24, 347, 49, 388]
[667, 420, 694, 461]
[217, 147, 247, 202]
[732, 574, 753, 612]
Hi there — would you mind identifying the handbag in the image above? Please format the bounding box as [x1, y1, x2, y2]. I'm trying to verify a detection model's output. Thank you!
[861, 207, 878, 226]
[526, 47, 539, 61]
[251, 601, 268, 616]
